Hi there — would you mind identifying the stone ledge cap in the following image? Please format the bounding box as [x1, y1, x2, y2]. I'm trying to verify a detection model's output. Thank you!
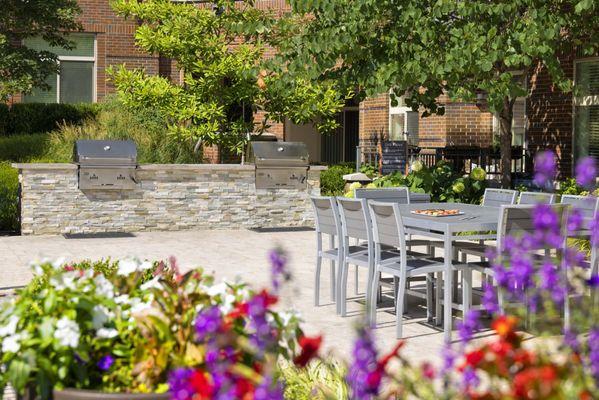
[12, 163, 77, 170]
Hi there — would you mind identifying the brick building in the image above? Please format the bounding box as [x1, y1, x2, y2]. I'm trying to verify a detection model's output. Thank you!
[15, 1, 599, 176]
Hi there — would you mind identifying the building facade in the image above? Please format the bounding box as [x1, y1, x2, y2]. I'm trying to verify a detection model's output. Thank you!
[14, 0, 599, 176]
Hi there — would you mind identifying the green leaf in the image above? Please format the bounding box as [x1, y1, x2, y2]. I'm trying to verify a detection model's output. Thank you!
[6, 359, 32, 393]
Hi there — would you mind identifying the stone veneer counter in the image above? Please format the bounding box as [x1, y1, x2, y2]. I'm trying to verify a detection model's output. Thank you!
[12, 163, 326, 235]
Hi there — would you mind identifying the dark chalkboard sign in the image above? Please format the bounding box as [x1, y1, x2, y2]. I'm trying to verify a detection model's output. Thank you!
[381, 140, 408, 175]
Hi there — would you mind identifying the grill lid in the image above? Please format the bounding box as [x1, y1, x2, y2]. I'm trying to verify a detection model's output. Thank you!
[251, 142, 309, 167]
[74, 140, 137, 166]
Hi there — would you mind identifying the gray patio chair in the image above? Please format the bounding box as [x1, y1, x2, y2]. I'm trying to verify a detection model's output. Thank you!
[463, 204, 569, 320]
[311, 196, 363, 307]
[518, 191, 556, 205]
[367, 201, 459, 338]
[560, 195, 599, 236]
[452, 188, 520, 261]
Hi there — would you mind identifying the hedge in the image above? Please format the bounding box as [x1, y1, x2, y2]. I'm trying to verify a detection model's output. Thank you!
[0, 162, 19, 232]
[0, 103, 99, 136]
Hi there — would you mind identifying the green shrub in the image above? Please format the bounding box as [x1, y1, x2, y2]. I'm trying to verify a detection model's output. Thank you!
[6, 103, 99, 135]
[280, 360, 348, 400]
[320, 164, 354, 196]
[0, 162, 19, 232]
[0, 134, 49, 162]
[0, 103, 9, 135]
[44, 98, 201, 164]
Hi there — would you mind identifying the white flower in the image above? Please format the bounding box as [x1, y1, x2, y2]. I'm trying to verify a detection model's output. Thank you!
[30, 263, 44, 276]
[54, 317, 80, 348]
[140, 276, 162, 291]
[206, 282, 229, 297]
[91, 305, 113, 330]
[129, 298, 153, 315]
[114, 294, 130, 304]
[219, 294, 237, 314]
[51, 257, 67, 270]
[2, 332, 27, 353]
[96, 328, 118, 339]
[49, 272, 77, 291]
[94, 275, 115, 299]
[139, 261, 153, 271]
[0, 315, 19, 337]
[117, 259, 139, 276]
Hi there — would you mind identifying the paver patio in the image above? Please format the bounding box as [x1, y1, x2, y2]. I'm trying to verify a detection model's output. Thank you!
[0, 228, 457, 365]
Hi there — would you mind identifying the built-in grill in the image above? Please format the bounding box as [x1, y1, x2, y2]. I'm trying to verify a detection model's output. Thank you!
[251, 141, 309, 189]
[73, 140, 138, 190]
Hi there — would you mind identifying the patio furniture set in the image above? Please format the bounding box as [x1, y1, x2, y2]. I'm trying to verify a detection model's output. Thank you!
[311, 188, 599, 342]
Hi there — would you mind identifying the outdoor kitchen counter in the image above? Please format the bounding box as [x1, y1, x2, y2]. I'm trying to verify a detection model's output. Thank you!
[12, 163, 325, 235]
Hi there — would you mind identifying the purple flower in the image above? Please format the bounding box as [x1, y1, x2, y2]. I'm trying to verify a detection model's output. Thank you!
[563, 328, 580, 352]
[440, 345, 456, 376]
[539, 262, 565, 305]
[347, 325, 380, 400]
[533, 151, 557, 187]
[462, 367, 480, 390]
[575, 156, 597, 188]
[481, 282, 499, 315]
[254, 375, 284, 400]
[567, 208, 584, 235]
[533, 204, 559, 232]
[97, 355, 114, 371]
[195, 305, 222, 342]
[589, 327, 599, 383]
[168, 368, 194, 400]
[588, 274, 599, 287]
[269, 249, 290, 293]
[511, 256, 534, 290]
[457, 310, 481, 343]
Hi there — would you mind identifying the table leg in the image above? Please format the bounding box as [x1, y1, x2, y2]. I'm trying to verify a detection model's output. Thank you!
[444, 231, 453, 342]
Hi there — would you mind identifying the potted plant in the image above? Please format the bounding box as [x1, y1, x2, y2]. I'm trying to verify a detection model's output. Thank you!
[0, 255, 306, 399]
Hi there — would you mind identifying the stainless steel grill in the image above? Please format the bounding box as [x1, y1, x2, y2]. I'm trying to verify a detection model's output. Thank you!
[74, 140, 138, 190]
[251, 141, 309, 189]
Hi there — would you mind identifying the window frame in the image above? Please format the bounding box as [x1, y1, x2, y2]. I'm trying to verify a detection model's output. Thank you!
[23, 34, 97, 103]
[572, 56, 599, 168]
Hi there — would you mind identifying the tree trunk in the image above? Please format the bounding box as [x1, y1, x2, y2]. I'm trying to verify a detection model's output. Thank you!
[497, 96, 515, 188]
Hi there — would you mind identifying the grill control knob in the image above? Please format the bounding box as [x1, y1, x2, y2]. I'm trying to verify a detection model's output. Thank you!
[103, 146, 111, 151]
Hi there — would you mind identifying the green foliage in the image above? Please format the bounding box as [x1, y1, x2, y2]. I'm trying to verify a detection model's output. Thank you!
[109, 0, 343, 156]
[372, 161, 486, 204]
[0, 103, 9, 134]
[0, 0, 81, 100]
[6, 103, 99, 135]
[283, 0, 598, 186]
[0, 162, 18, 231]
[320, 164, 354, 196]
[44, 98, 200, 164]
[0, 134, 49, 162]
[280, 360, 348, 400]
[557, 178, 588, 196]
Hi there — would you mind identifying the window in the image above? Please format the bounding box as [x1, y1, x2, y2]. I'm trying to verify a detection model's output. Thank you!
[23, 34, 96, 103]
[574, 59, 599, 161]
[389, 92, 419, 144]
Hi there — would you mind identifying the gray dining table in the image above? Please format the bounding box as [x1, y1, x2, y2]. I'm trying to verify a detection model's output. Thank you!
[398, 202, 501, 342]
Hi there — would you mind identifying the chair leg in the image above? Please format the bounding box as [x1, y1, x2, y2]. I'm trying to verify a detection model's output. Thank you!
[376, 272, 383, 304]
[435, 272, 443, 326]
[340, 262, 350, 317]
[314, 254, 322, 307]
[369, 269, 381, 326]
[330, 258, 336, 302]
[354, 266, 359, 295]
[396, 277, 407, 339]
[462, 268, 472, 316]
[426, 273, 434, 323]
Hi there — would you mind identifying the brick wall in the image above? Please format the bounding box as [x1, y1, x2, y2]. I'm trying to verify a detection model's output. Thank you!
[527, 52, 575, 177]
[359, 94, 389, 151]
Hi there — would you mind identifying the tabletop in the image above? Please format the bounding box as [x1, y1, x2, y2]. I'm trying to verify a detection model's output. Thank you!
[398, 202, 500, 234]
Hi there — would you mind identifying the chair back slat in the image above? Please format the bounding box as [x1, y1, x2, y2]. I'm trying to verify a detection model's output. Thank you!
[337, 198, 371, 241]
[483, 188, 518, 207]
[519, 191, 555, 205]
[354, 187, 410, 204]
[368, 202, 401, 247]
[560, 195, 599, 223]
[310, 196, 340, 236]
[497, 204, 568, 250]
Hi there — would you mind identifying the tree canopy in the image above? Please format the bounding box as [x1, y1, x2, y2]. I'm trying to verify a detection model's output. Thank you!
[110, 0, 344, 156]
[282, 0, 598, 186]
[0, 0, 81, 100]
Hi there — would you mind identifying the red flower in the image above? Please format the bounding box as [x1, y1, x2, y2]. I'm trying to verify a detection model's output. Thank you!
[489, 339, 512, 358]
[257, 289, 278, 307]
[421, 362, 435, 380]
[464, 349, 485, 368]
[366, 369, 383, 389]
[293, 334, 322, 367]
[189, 370, 214, 398]
[63, 265, 74, 272]
[377, 340, 405, 369]
[512, 365, 557, 399]
[235, 377, 255, 399]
